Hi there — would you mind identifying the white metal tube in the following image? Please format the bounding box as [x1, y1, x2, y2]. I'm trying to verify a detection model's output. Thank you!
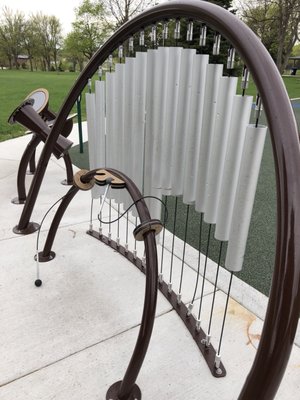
[160, 46, 182, 193]
[171, 48, 196, 196]
[194, 64, 223, 213]
[203, 76, 238, 224]
[86, 93, 101, 199]
[152, 47, 169, 188]
[183, 54, 209, 204]
[109, 64, 125, 205]
[122, 57, 137, 214]
[143, 49, 156, 197]
[215, 95, 253, 241]
[86, 93, 96, 169]
[129, 52, 148, 219]
[133, 52, 147, 193]
[95, 80, 106, 168]
[105, 72, 115, 169]
[123, 58, 135, 179]
[225, 124, 267, 272]
[113, 64, 125, 173]
[144, 49, 162, 219]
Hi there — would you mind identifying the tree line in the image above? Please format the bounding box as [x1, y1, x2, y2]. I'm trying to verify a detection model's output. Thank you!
[240, 0, 300, 73]
[0, 0, 299, 74]
[0, 0, 153, 72]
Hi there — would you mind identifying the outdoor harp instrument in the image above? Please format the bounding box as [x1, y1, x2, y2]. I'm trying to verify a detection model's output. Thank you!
[12, 1, 300, 399]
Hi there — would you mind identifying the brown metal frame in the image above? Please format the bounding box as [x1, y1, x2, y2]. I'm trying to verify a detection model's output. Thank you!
[12, 136, 74, 205]
[17, 1, 300, 398]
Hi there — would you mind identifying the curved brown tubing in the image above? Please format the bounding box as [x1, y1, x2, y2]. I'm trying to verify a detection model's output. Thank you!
[14, 134, 41, 203]
[105, 168, 158, 399]
[18, 1, 300, 398]
[14, 144, 74, 204]
[39, 168, 158, 399]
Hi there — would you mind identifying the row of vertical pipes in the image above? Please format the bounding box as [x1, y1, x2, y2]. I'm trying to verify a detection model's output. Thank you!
[85, 16, 266, 374]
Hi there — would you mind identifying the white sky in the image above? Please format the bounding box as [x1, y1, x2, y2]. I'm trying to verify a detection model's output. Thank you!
[0, 0, 83, 34]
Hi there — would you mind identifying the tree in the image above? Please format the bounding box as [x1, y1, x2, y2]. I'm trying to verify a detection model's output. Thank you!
[30, 13, 63, 71]
[241, 0, 300, 73]
[0, 7, 26, 69]
[63, 31, 86, 71]
[23, 17, 40, 71]
[71, 0, 109, 60]
[104, 0, 153, 28]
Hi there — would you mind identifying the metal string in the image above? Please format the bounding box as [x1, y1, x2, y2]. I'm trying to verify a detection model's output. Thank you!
[35, 187, 77, 282]
[191, 213, 203, 304]
[207, 241, 224, 337]
[178, 204, 190, 294]
[89, 197, 94, 231]
[99, 195, 103, 234]
[160, 196, 168, 275]
[255, 93, 262, 127]
[197, 223, 212, 320]
[217, 272, 234, 355]
[117, 203, 120, 242]
[109, 198, 112, 238]
[126, 211, 129, 247]
[134, 216, 138, 255]
[169, 197, 178, 285]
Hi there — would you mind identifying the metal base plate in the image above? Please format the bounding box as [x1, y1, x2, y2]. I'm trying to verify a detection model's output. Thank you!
[11, 197, 26, 205]
[13, 222, 40, 235]
[106, 381, 141, 400]
[35, 251, 56, 262]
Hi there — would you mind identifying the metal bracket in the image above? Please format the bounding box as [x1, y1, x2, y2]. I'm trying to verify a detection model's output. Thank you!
[133, 219, 163, 241]
[94, 169, 126, 188]
[73, 169, 94, 191]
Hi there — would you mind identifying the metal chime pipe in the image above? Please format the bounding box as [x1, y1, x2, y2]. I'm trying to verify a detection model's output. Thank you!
[225, 124, 267, 272]
[214, 95, 253, 241]
[203, 76, 237, 224]
[133, 52, 147, 193]
[183, 53, 209, 205]
[171, 48, 195, 196]
[95, 80, 106, 168]
[195, 63, 223, 213]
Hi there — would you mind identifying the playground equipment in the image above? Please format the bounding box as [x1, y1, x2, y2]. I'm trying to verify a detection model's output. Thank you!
[12, 1, 300, 399]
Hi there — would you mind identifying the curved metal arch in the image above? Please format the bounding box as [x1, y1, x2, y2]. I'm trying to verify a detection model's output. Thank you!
[19, 1, 300, 398]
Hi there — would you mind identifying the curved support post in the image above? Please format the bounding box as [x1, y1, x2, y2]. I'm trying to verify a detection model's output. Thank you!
[38, 185, 79, 262]
[61, 117, 73, 138]
[28, 148, 36, 175]
[12, 134, 41, 205]
[12, 135, 73, 205]
[61, 153, 74, 186]
[16, 2, 300, 398]
[104, 168, 158, 400]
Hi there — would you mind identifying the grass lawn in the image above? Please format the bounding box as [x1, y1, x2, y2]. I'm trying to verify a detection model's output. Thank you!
[0, 69, 89, 141]
[236, 74, 300, 99]
[1, 68, 300, 142]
